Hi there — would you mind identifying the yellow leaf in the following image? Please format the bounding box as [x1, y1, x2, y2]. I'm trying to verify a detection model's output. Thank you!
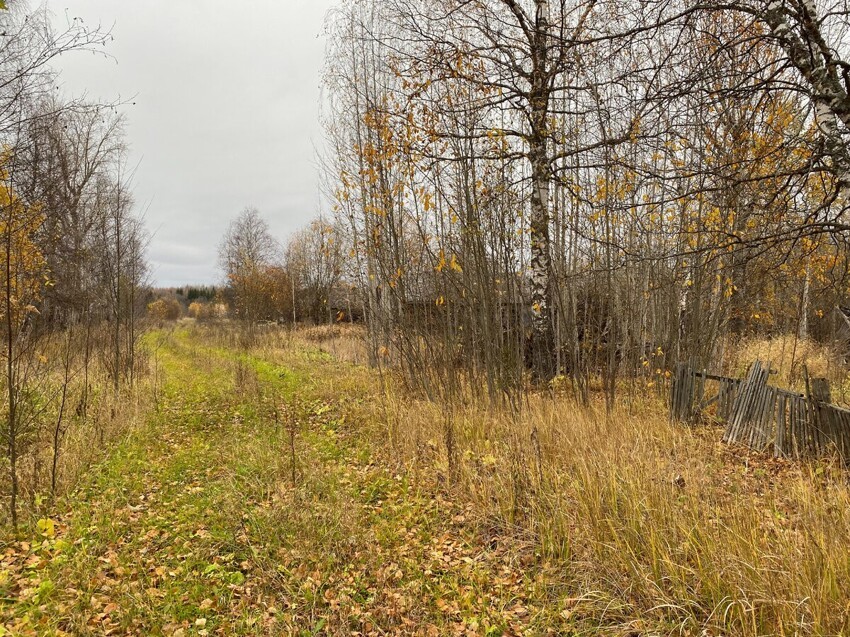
[36, 518, 55, 539]
[435, 249, 446, 273]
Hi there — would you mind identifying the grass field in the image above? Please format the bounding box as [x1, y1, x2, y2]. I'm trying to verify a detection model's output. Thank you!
[1, 324, 848, 636]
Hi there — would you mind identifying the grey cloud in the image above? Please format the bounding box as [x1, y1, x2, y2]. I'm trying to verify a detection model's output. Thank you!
[47, 0, 335, 286]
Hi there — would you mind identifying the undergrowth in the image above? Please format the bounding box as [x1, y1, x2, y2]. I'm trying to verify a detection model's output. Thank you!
[2, 323, 848, 636]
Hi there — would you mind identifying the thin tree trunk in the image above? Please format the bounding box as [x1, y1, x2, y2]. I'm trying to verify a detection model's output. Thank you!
[51, 332, 72, 496]
[799, 261, 811, 341]
[5, 215, 18, 530]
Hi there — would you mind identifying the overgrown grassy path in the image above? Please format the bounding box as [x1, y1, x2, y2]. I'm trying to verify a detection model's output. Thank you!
[1, 329, 560, 636]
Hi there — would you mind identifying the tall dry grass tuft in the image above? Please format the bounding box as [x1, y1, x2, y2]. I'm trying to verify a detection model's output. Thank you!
[297, 323, 369, 365]
[728, 333, 847, 392]
[1, 327, 153, 515]
[44, 384, 149, 495]
[378, 387, 850, 633]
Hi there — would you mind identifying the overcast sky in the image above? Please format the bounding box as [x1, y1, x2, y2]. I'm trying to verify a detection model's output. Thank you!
[45, 0, 337, 287]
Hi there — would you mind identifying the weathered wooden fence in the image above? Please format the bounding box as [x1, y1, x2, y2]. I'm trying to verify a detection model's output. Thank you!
[671, 363, 740, 423]
[672, 360, 850, 463]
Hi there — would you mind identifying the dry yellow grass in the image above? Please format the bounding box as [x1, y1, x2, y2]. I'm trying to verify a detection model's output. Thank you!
[296, 323, 370, 365]
[10, 324, 850, 634]
[257, 326, 850, 635]
[173, 323, 850, 633]
[377, 389, 850, 634]
[728, 333, 847, 391]
[3, 329, 154, 509]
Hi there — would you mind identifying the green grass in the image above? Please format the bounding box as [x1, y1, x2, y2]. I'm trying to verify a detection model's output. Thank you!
[0, 327, 562, 636]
